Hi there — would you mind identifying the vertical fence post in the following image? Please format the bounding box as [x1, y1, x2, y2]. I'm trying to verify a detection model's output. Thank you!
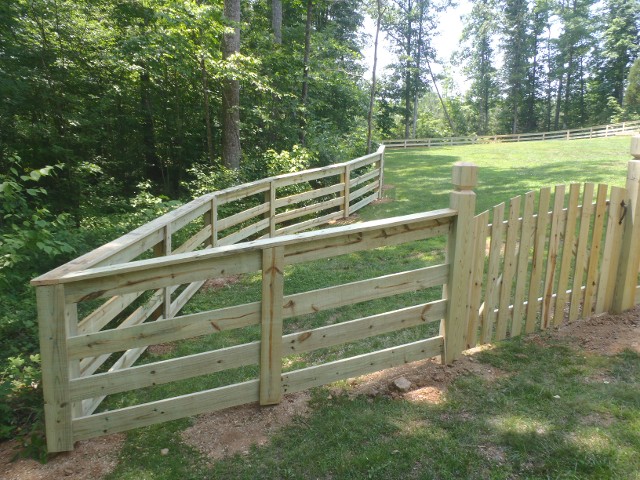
[203, 197, 214, 247]
[260, 246, 285, 405]
[377, 146, 385, 199]
[37, 285, 75, 453]
[211, 196, 218, 246]
[612, 136, 640, 312]
[341, 164, 351, 218]
[267, 181, 277, 237]
[154, 225, 172, 318]
[443, 162, 478, 363]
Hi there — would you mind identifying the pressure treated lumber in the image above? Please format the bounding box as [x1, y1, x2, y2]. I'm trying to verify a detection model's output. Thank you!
[260, 247, 285, 405]
[541, 185, 565, 329]
[282, 264, 448, 318]
[481, 203, 504, 343]
[554, 184, 580, 326]
[569, 184, 594, 322]
[444, 162, 477, 362]
[595, 186, 625, 314]
[525, 188, 551, 333]
[73, 380, 260, 441]
[613, 158, 640, 312]
[466, 210, 489, 348]
[282, 337, 443, 395]
[511, 191, 535, 336]
[583, 185, 609, 316]
[67, 302, 261, 359]
[496, 196, 521, 340]
[37, 285, 74, 453]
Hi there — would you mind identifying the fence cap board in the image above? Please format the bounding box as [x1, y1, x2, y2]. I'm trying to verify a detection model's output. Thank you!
[32, 208, 455, 287]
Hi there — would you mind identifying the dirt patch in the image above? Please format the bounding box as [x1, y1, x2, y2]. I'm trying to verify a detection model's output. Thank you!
[201, 274, 241, 292]
[382, 184, 396, 190]
[554, 306, 640, 355]
[371, 197, 394, 205]
[0, 434, 125, 480]
[147, 342, 176, 356]
[345, 345, 508, 404]
[328, 214, 360, 226]
[181, 391, 311, 462]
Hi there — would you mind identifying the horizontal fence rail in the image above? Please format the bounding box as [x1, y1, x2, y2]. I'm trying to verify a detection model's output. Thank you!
[383, 120, 640, 149]
[33, 137, 640, 453]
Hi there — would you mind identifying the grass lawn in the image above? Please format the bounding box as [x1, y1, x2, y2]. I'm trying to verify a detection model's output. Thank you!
[66, 137, 640, 479]
[361, 136, 631, 219]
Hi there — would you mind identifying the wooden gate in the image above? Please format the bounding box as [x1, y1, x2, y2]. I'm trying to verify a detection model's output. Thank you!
[466, 182, 634, 347]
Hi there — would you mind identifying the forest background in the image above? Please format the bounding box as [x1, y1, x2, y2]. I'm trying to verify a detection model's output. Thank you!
[0, 0, 639, 452]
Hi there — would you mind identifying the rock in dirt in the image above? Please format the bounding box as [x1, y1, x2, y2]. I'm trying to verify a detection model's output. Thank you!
[392, 377, 412, 392]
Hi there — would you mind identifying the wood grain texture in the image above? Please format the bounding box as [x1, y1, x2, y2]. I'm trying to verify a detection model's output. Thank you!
[525, 188, 551, 333]
[260, 247, 285, 405]
[554, 184, 580, 326]
[569, 184, 594, 322]
[511, 191, 535, 337]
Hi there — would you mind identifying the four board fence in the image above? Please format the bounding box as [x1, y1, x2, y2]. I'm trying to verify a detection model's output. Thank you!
[31, 146, 384, 452]
[384, 120, 640, 149]
[33, 139, 640, 453]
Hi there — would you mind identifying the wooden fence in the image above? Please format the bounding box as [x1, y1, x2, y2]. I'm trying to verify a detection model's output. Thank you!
[384, 120, 640, 149]
[32, 139, 640, 453]
[31, 146, 384, 452]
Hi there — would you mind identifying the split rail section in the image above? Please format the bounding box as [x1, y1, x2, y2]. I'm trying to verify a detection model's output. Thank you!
[384, 120, 640, 149]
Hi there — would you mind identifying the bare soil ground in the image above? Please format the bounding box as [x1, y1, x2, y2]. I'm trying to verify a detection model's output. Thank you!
[1, 306, 638, 479]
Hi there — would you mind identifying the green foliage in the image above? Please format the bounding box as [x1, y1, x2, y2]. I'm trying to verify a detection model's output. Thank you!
[624, 57, 640, 118]
[0, 155, 75, 284]
[0, 354, 45, 456]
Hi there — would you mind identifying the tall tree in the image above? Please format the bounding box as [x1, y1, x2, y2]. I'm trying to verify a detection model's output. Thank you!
[501, 0, 530, 133]
[300, 0, 313, 146]
[222, 0, 242, 169]
[625, 57, 640, 116]
[272, 0, 283, 44]
[367, 0, 384, 153]
[460, 0, 499, 134]
[384, 0, 451, 138]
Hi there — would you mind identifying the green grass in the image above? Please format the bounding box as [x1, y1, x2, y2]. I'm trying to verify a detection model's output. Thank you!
[101, 137, 639, 479]
[362, 136, 630, 219]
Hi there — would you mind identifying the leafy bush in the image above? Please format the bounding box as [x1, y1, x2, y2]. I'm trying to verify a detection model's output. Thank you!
[0, 155, 75, 284]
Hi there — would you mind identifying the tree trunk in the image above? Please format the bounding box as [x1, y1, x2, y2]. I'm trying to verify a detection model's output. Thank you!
[200, 56, 215, 164]
[272, 0, 282, 44]
[563, 46, 574, 128]
[222, 0, 241, 169]
[366, 0, 382, 154]
[300, 0, 313, 146]
[554, 75, 563, 130]
[140, 68, 163, 186]
[426, 56, 455, 133]
[412, 6, 424, 139]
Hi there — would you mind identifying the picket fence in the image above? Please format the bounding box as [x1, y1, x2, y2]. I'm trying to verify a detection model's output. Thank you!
[384, 120, 640, 149]
[32, 138, 640, 453]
